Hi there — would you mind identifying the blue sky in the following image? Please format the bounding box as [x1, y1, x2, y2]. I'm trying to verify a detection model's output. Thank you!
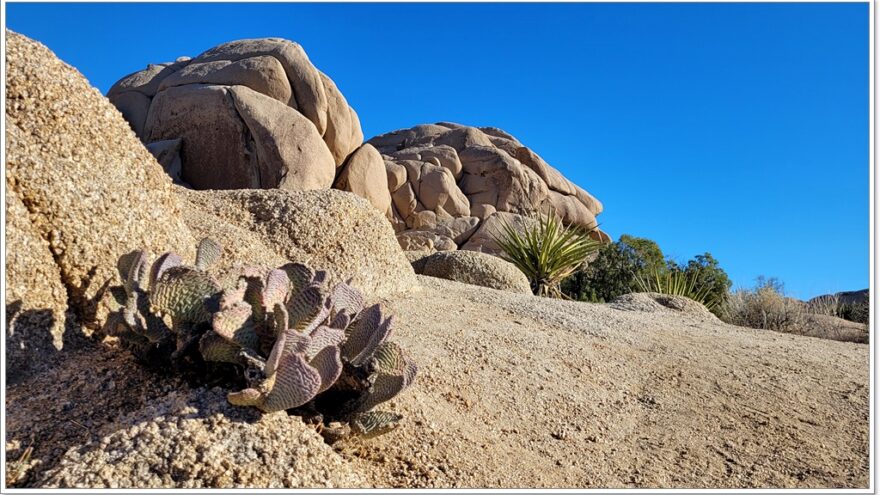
[6, 3, 869, 299]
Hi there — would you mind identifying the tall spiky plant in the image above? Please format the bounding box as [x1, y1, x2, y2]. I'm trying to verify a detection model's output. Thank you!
[491, 211, 601, 298]
[635, 267, 723, 313]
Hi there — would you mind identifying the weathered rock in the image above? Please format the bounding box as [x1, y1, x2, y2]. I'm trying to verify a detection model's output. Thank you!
[109, 90, 151, 136]
[408, 210, 437, 230]
[39, 388, 364, 488]
[177, 188, 417, 298]
[175, 189, 289, 272]
[144, 84, 260, 188]
[611, 293, 718, 322]
[385, 160, 408, 192]
[391, 182, 419, 219]
[194, 38, 329, 135]
[460, 212, 539, 255]
[5, 190, 68, 383]
[369, 123, 603, 253]
[158, 56, 293, 103]
[404, 250, 434, 273]
[417, 163, 470, 217]
[418, 250, 531, 294]
[5, 30, 197, 336]
[334, 144, 392, 214]
[396, 231, 456, 252]
[548, 190, 598, 229]
[471, 203, 496, 220]
[229, 85, 336, 190]
[108, 37, 366, 195]
[320, 71, 362, 165]
[143, 84, 335, 191]
[391, 144, 463, 179]
[410, 216, 480, 246]
[108, 60, 191, 99]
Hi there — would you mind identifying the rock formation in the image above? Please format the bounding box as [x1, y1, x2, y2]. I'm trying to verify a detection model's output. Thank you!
[107, 38, 391, 215]
[4, 30, 415, 384]
[106, 39, 606, 255]
[369, 123, 608, 254]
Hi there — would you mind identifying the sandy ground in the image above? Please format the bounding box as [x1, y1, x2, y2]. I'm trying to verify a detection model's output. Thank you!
[6, 276, 869, 488]
[345, 276, 869, 488]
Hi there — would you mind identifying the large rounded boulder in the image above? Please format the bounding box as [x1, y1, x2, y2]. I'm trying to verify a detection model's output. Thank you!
[107, 38, 391, 211]
[411, 250, 531, 294]
[368, 123, 606, 254]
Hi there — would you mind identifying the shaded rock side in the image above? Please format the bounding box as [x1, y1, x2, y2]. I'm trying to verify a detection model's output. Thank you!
[5, 190, 68, 382]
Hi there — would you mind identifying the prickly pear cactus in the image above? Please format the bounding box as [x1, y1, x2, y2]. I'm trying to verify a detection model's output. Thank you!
[106, 238, 417, 440]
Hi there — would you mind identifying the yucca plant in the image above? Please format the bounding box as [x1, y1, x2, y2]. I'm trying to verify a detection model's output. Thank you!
[635, 267, 723, 314]
[492, 211, 601, 298]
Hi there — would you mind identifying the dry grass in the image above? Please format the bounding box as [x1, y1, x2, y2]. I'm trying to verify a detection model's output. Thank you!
[724, 280, 868, 343]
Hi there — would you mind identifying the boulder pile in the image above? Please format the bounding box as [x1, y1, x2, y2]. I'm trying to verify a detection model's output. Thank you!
[370, 123, 608, 253]
[107, 38, 606, 255]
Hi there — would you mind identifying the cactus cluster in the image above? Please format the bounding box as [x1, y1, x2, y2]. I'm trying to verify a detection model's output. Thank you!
[106, 238, 417, 439]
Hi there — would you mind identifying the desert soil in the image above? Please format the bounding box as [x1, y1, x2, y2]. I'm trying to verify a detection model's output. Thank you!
[352, 276, 869, 488]
[6, 276, 869, 488]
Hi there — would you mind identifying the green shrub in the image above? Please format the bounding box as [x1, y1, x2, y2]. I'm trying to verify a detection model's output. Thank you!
[676, 253, 731, 317]
[492, 211, 600, 298]
[562, 236, 731, 317]
[562, 240, 638, 302]
[561, 234, 670, 302]
[838, 301, 870, 324]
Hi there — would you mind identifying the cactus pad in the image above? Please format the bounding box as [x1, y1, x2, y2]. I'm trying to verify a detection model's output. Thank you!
[109, 238, 417, 439]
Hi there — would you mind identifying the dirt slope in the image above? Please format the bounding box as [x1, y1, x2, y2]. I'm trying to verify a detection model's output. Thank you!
[6, 276, 868, 488]
[348, 276, 869, 488]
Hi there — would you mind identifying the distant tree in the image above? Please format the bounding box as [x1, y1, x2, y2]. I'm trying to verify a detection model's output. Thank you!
[562, 234, 663, 302]
[619, 235, 666, 274]
[678, 252, 732, 317]
[563, 237, 732, 317]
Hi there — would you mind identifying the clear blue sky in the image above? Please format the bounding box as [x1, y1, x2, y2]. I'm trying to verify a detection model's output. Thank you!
[6, 3, 869, 299]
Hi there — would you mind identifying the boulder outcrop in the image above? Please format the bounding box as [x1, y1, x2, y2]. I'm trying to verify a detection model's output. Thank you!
[4, 31, 416, 386]
[369, 123, 606, 254]
[107, 37, 370, 195]
[40, 388, 364, 488]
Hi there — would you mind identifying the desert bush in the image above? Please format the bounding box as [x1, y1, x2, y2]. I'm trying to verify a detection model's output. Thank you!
[562, 235, 660, 302]
[809, 294, 870, 324]
[677, 253, 732, 317]
[635, 267, 724, 314]
[105, 238, 417, 440]
[562, 235, 731, 315]
[723, 277, 808, 332]
[838, 301, 870, 324]
[807, 293, 842, 317]
[492, 211, 600, 298]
